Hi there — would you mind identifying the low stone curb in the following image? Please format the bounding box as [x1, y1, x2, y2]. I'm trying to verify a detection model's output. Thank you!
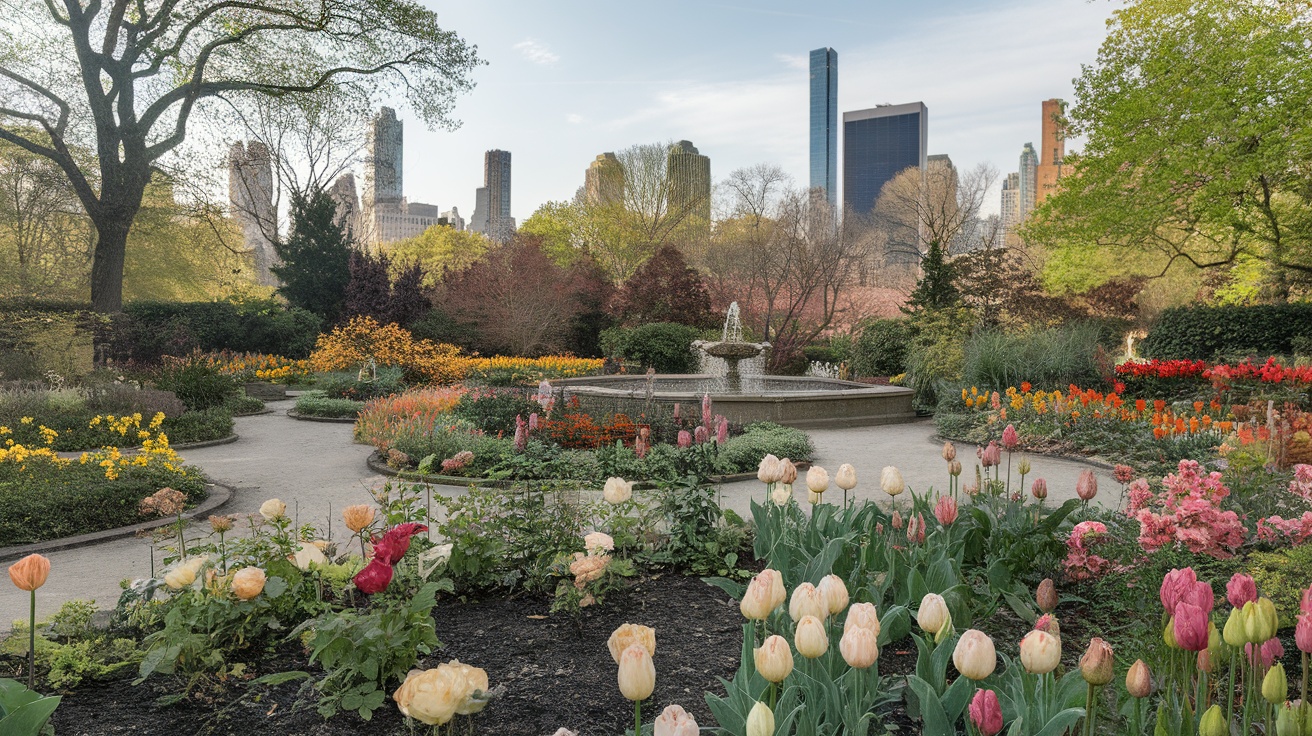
[0, 481, 236, 563]
[286, 409, 358, 424]
[365, 451, 810, 490]
[230, 407, 273, 418]
[928, 434, 1116, 471]
[173, 434, 241, 450]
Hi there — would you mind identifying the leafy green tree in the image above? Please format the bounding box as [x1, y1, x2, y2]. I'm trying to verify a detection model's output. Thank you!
[903, 240, 959, 312]
[0, 0, 480, 312]
[1026, 0, 1312, 301]
[384, 225, 492, 287]
[273, 193, 352, 323]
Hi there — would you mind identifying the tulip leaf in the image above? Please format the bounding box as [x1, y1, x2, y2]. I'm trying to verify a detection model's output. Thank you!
[1032, 707, 1086, 736]
[0, 695, 61, 736]
[907, 675, 955, 736]
[253, 670, 311, 686]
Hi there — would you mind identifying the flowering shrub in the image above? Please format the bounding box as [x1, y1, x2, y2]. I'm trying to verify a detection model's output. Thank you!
[1063, 520, 1119, 580]
[1127, 460, 1246, 558]
[192, 351, 313, 384]
[310, 317, 468, 385]
[354, 387, 481, 462]
[464, 355, 604, 386]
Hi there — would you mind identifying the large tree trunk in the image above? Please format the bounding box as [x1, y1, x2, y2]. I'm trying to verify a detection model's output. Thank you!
[89, 217, 130, 312]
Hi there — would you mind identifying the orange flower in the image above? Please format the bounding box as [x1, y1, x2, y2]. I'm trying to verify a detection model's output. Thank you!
[8, 554, 50, 591]
[1154, 400, 1166, 412]
[1193, 401, 1204, 413]
[1153, 427, 1166, 439]
[1135, 399, 1146, 413]
[1220, 421, 1233, 433]
[1201, 416, 1213, 428]
[1175, 418, 1186, 433]
[1021, 382, 1032, 393]
[1189, 418, 1199, 433]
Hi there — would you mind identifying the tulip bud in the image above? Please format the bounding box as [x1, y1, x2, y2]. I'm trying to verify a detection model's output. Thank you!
[934, 496, 958, 526]
[770, 485, 791, 506]
[807, 490, 822, 505]
[1227, 573, 1258, 609]
[1263, 662, 1289, 705]
[757, 454, 782, 485]
[1076, 469, 1098, 501]
[741, 570, 784, 621]
[1197, 647, 1214, 674]
[746, 702, 774, 736]
[1223, 607, 1247, 647]
[1017, 457, 1032, 475]
[789, 582, 828, 622]
[953, 629, 997, 680]
[603, 477, 633, 504]
[1126, 659, 1153, 698]
[654, 704, 699, 736]
[231, 566, 266, 600]
[891, 509, 903, 530]
[880, 466, 905, 496]
[1245, 598, 1279, 644]
[948, 459, 963, 477]
[806, 466, 829, 493]
[778, 459, 798, 486]
[754, 635, 794, 683]
[1163, 617, 1178, 649]
[1002, 424, 1019, 450]
[844, 602, 880, 637]
[795, 615, 828, 659]
[817, 574, 849, 615]
[1030, 478, 1048, 500]
[942, 441, 956, 462]
[7, 553, 51, 592]
[1199, 705, 1228, 736]
[1080, 638, 1114, 685]
[835, 463, 857, 491]
[1019, 629, 1061, 674]
[840, 625, 878, 669]
[1276, 702, 1301, 736]
[968, 688, 1004, 736]
[917, 593, 950, 636]
[617, 643, 656, 701]
[1297, 613, 1312, 654]
[906, 513, 926, 544]
[1036, 578, 1058, 613]
[1206, 622, 1224, 667]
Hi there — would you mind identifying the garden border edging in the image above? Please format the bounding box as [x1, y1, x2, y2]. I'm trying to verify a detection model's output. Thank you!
[286, 409, 358, 424]
[0, 481, 235, 564]
[365, 451, 810, 490]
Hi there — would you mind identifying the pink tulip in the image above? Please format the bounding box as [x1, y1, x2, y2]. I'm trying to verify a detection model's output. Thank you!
[528, 412, 539, 431]
[1247, 638, 1285, 668]
[1296, 613, 1312, 654]
[673, 403, 681, 421]
[1180, 581, 1214, 615]
[1226, 573, 1257, 609]
[969, 689, 1004, 736]
[1160, 568, 1198, 616]
[1302, 586, 1312, 615]
[1173, 602, 1209, 652]
[891, 510, 903, 530]
[907, 513, 926, 544]
[934, 496, 959, 526]
[716, 416, 729, 445]
[1031, 478, 1048, 500]
[701, 393, 712, 428]
[1002, 424, 1018, 451]
[980, 442, 1001, 468]
[677, 430, 692, 449]
[1076, 469, 1098, 501]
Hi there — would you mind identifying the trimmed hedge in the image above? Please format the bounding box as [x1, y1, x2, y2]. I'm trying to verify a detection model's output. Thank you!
[108, 299, 322, 363]
[294, 391, 365, 419]
[1142, 304, 1312, 360]
[852, 319, 910, 377]
[600, 322, 700, 374]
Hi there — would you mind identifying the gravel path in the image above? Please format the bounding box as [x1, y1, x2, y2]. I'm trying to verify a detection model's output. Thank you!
[0, 406, 1116, 627]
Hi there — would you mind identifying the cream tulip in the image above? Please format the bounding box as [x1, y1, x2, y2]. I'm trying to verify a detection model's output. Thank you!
[746, 702, 775, 736]
[393, 666, 463, 725]
[741, 570, 784, 620]
[789, 582, 828, 622]
[840, 626, 879, 668]
[917, 593, 950, 636]
[835, 463, 857, 491]
[952, 629, 997, 680]
[844, 602, 881, 637]
[757, 454, 783, 484]
[603, 477, 633, 504]
[258, 498, 287, 521]
[654, 704, 699, 736]
[880, 466, 905, 497]
[291, 542, 327, 570]
[806, 465, 829, 493]
[754, 635, 794, 683]
[1019, 629, 1062, 674]
[618, 643, 656, 701]
[770, 485, 792, 506]
[795, 615, 829, 659]
[607, 623, 657, 663]
[817, 574, 849, 615]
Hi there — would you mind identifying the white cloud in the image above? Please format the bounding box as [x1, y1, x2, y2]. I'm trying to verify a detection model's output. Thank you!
[774, 53, 808, 70]
[567, 113, 583, 124]
[514, 39, 560, 65]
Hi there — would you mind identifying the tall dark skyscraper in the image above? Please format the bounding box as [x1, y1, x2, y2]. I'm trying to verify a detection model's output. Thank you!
[809, 47, 838, 207]
[473, 149, 514, 243]
[842, 102, 928, 215]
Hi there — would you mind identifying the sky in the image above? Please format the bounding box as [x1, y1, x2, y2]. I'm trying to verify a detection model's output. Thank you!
[391, 0, 1118, 222]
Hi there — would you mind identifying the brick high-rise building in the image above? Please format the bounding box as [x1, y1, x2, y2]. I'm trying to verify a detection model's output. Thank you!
[228, 141, 278, 286]
[1035, 98, 1069, 206]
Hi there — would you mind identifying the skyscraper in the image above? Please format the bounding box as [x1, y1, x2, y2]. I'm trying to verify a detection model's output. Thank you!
[327, 173, 360, 241]
[360, 107, 443, 246]
[1018, 142, 1038, 220]
[666, 140, 711, 225]
[842, 102, 928, 215]
[1000, 172, 1021, 234]
[809, 47, 838, 207]
[1035, 98, 1068, 206]
[227, 141, 277, 286]
[471, 150, 514, 243]
[585, 152, 624, 205]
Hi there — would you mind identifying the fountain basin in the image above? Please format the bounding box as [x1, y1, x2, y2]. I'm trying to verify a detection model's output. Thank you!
[555, 374, 916, 429]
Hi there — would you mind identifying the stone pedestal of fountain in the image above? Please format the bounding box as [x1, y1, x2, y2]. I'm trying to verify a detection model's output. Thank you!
[699, 341, 762, 393]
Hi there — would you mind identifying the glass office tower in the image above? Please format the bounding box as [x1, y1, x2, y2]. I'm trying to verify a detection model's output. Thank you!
[842, 102, 928, 215]
[809, 48, 838, 207]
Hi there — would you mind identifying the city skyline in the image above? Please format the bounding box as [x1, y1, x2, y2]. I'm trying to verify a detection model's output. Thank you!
[375, 0, 1111, 223]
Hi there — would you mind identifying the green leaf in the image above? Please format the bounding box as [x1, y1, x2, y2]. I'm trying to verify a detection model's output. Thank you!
[253, 671, 312, 686]
[0, 694, 61, 736]
[263, 576, 288, 599]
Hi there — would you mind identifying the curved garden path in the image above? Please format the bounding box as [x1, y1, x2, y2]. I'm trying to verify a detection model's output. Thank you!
[1, 404, 1116, 628]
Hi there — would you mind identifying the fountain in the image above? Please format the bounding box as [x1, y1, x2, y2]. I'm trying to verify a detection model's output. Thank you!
[554, 303, 916, 429]
[693, 303, 767, 393]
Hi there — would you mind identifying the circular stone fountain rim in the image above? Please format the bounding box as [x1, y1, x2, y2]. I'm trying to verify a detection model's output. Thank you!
[554, 373, 912, 401]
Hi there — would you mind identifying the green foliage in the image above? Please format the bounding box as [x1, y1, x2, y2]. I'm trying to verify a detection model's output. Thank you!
[162, 407, 235, 443]
[647, 478, 749, 576]
[452, 390, 539, 434]
[718, 422, 814, 471]
[294, 581, 444, 720]
[852, 318, 911, 377]
[0, 462, 207, 546]
[1247, 545, 1312, 622]
[1141, 303, 1312, 360]
[960, 323, 1106, 393]
[109, 298, 322, 364]
[314, 368, 406, 401]
[293, 391, 364, 419]
[905, 240, 959, 312]
[45, 637, 142, 689]
[273, 192, 354, 324]
[600, 322, 700, 373]
[153, 356, 241, 411]
[0, 678, 61, 736]
[904, 307, 975, 410]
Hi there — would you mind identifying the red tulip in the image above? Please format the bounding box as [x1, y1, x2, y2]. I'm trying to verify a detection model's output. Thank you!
[969, 689, 1003, 736]
[1174, 602, 1209, 652]
[1031, 478, 1048, 500]
[1001, 424, 1018, 451]
[1296, 614, 1312, 654]
[934, 496, 959, 526]
[1226, 573, 1257, 610]
[354, 558, 394, 594]
[1160, 568, 1198, 616]
[374, 523, 428, 565]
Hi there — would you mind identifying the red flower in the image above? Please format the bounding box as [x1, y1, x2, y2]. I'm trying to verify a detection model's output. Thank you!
[354, 558, 394, 594]
[373, 522, 428, 565]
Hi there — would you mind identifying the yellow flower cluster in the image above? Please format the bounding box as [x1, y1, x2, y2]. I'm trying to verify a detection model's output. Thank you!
[88, 412, 164, 437]
[194, 351, 313, 384]
[2, 422, 60, 448]
[77, 429, 180, 481]
[0, 442, 69, 470]
[310, 316, 468, 385]
[465, 355, 604, 379]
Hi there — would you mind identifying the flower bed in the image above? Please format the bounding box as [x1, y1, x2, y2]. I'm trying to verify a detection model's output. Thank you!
[193, 351, 314, 385]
